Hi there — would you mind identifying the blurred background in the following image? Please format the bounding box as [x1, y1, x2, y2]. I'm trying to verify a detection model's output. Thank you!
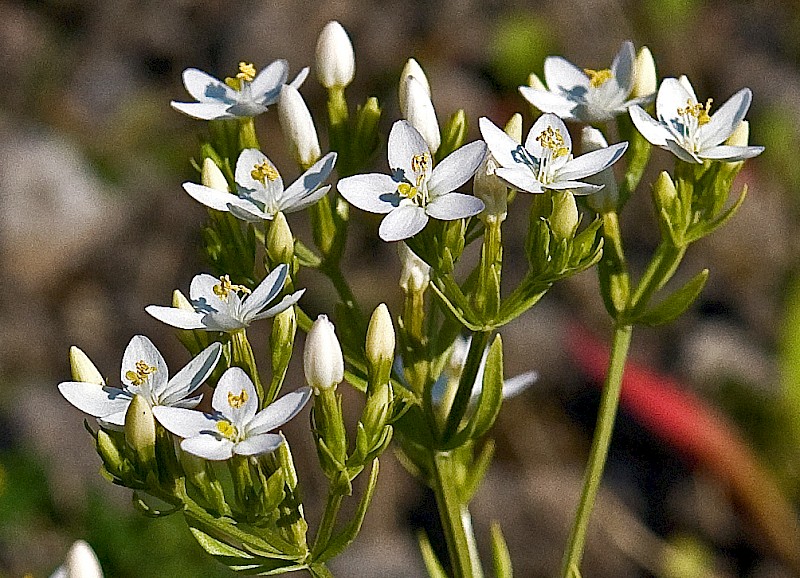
[1, 0, 800, 576]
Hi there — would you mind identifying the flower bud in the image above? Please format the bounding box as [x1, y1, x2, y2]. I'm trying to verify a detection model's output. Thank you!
[272, 306, 297, 350]
[504, 113, 523, 144]
[58, 540, 104, 578]
[401, 75, 440, 154]
[266, 211, 295, 264]
[278, 85, 321, 169]
[172, 289, 192, 310]
[201, 157, 228, 192]
[474, 157, 508, 222]
[69, 346, 104, 385]
[582, 127, 619, 213]
[398, 242, 430, 293]
[304, 315, 344, 394]
[366, 304, 395, 385]
[96, 429, 125, 476]
[631, 46, 656, 98]
[125, 394, 156, 467]
[725, 120, 750, 147]
[315, 21, 355, 89]
[399, 58, 431, 112]
[653, 170, 677, 209]
[550, 190, 579, 240]
[527, 72, 547, 92]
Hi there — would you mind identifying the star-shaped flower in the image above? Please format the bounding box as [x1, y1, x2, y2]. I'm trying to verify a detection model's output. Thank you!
[479, 114, 627, 195]
[58, 336, 221, 427]
[171, 60, 309, 120]
[628, 77, 764, 163]
[145, 265, 303, 332]
[183, 149, 337, 222]
[153, 367, 311, 460]
[519, 41, 653, 124]
[337, 120, 487, 242]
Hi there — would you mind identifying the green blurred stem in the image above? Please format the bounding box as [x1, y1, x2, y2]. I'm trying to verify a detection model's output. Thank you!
[560, 323, 632, 578]
[230, 329, 265, 406]
[432, 451, 483, 578]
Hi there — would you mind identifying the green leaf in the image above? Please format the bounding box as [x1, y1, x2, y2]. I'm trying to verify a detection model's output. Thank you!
[462, 439, 495, 502]
[635, 269, 709, 326]
[189, 526, 252, 559]
[495, 277, 550, 326]
[417, 530, 449, 578]
[490, 521, 514, 578]
[466, 335, 504, 440]
[430, 274, 484, 331]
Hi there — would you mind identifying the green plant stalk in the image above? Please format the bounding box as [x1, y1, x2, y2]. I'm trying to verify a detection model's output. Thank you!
[442, 330, 492, 442]
[432, 451, 483, 578]
[230, 329, 265, 407]
[238, 117, 260, 150]
[628, 242, 686, 316]
[312, 490, 345, 558]
[560, 323, 632, 577]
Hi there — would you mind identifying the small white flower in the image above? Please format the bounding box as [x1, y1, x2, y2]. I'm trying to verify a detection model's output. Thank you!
[480, 114, 627, 195]
[58, 336, 221, 427]
[316, 21, 356, 89]
[519, 41, 653, 124]
[172, 60, 309, 120]
[146, 265, 304, 332]
[183, 149, 336, 222]
[629, 76, 764, 163]
[338, 120, 486, 242]
[154, 367, 311, 461]
[50, 540, 103, 578]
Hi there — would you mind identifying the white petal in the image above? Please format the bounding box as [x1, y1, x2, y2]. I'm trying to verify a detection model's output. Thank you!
[494, 167, 544, 194]
[337, 173, 402, 214]
[428, 141, 487, 196]
[161, 342, 222, 404]
[250, 59, 289, 101]
[280, 185, 330, 214]
[282, 152, 337, 202]
[181, 68, 236, 103]
[656, 78, 693, 122]
[479, 117, 524, 169]
[58, 382, 132, 421]
[249, 289, 304, 322]
[289, 66, 310, 89]
[697, 88, 752, 148]
[189, 273, 229, 314]
[526, 114, 572, 160]
[557, 142, 628, 181]
[611, 41, 635, 94]
[665, 139, 701, 163]
[543, 56, 589, 92]
[153, 406, 218, 438]
[228, 203, 271, 222]
[425, 193, 484, 220]
[629, 105, 670, 147]
[234, 433, 284, 456]
[212, 367, 259, 427]
[170, 101, 232, 120]
[201, 312, 247, 332]
[235, 149, 284, 194]
[183, 182, 264, 218]
[121, 335, 168, 391]
[378, 205, 429, 242]
[181, 435, 234, 461]
[145, 305, 206, 330]
[243, 264, 288, 317]
[677, 75, 698, 102]
[698, 144, 764, 161]
[546, 180, 603, 195]
[518, 87, 578, 118]
[502, 370, 538, 398]
[247, 388, 311, 436]
[387, 120, 429, 178]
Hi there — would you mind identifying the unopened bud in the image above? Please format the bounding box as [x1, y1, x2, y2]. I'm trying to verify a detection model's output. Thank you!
[96, 429, 124, 475]
[550, 190, 579, 240]
[69, 346, 104, 385]
[528, 72, 547, 92]
[125, 394, 156, 467]
[304, 315, 344, 394]
[631, 46, 656, 98]
[726, 120, 750, 147]
[504, 113, 523, 144]
[273, 303, 297, 346]
[399, 58, 431, 112]
[266, 211, 295, 264]
[58, 540, 104, 578]
[398, 242, 430, 293]
[582, 127, 619, 213]
[278, 85, 321, 169]
[474, 157, 507, 221]
[653, 171, 677, 209]
[316, 21, 355, 89]
[366, 304, 395, 385]
[201, 157, 228, 192]
[401, 75, 440, 154]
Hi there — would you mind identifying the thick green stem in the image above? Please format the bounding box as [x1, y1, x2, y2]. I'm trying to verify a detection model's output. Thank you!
[560, 323, 633, 577]
[432, 452, 483, 578]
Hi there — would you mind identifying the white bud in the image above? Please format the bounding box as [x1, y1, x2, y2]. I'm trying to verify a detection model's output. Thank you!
[69, 346, 104, 385]
[366, 303, 395, 371]
[582, 127, 619, 213]
[125, 394, 156, 466]
[550, 190, 579, 240]
[402, 75, 440, 154]
[528, 72, 547, 92]
[278, 85, 321, 169]
[304, 315, 344, 393]
[54, 540, 104, 578]
[631, 46, 656, 98]
[398, 242, 430, 293]
[315, 21, 355, 89]
[725, 120, 750, 147]
[201, 158, 228, 192]
[399, 58, 431, 112]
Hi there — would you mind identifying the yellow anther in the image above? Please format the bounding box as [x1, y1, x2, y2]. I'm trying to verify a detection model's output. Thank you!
[236, 62, 257, 83]
[227, 389, 249, 409]
[678, 98, 713, 125]
[125, 360, 158, 386]
[535, 126, 569, 158]
[251, 160, 280, 184]
[213, 275, 251, 301]
[411, 153, 429, 175]
[216, 420, 238, 439]
[397, 182, 417, 199]
[584, 68, 613, 88]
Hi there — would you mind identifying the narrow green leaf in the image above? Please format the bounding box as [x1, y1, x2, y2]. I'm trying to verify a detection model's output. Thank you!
[635, 269, 709, 326]
[417, 530, 449, 578]
[462, 439, 495, 501]
[466, 335, 504, 440]
[189, 526, 252, 559]
[490, 521, 514, 578]
[430, 275, 484, 331]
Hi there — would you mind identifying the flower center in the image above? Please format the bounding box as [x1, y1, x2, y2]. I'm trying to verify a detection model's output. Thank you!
[677, 98, 713, 126]
[584, 68, 613, 88]
[125, 360, 157, 386]
[397, 153, 431, 205]
[216, 420, 239, 440]
[535, 126, 569, 158]
[251, 160, 280, 185]
[227, 388, 249, 409]
[236, 62, 257, 83]
[213, 275, 251, 301]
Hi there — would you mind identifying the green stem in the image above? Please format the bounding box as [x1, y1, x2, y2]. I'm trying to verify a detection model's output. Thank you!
[238, 117, 260, 150]
[230, 329, 265, 406]
[560, 323, 632, 578]
[312, 490, 344, 558]
[628, 242, 686, 316]
[441, 330, 491, 443]
[323, 263, 363, 324]
[431, 452, 483, 578]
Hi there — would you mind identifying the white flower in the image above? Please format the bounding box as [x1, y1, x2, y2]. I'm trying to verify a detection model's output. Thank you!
[154, 367, 311, 461]
[629, 77, 764, 163]
[50, 540, 103, 578]
[479, 114, 627, 195]
[338, 120, 486, 242]
[171, 60, 309, 120]
[519, 41, 653, 124]
[183, 149, 336, 222]
[316, 21, 355, 89]
[58, 336, 221, 427]
[146, 265, 303, 332]
[303, 315, 344, 394]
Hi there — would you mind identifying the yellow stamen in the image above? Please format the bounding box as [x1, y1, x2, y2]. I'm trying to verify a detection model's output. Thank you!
[397, 182, 416, 199]
[236, 62, 257, 83]
[584, 68, 613, 88]
[411, 153, 429, 175]
[535, 126, 569, 158]
[213, 275, 251, 301]
[677, 98, 713, 125]
[125, 360, 157, 386]
[216, 420, 238, 439]
[251, 160, 280, 184]
[227, 389, 249, 409]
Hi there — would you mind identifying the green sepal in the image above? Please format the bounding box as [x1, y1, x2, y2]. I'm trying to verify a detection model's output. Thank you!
[259, 467, 287, 514]
[685, 184, 747, 244]
[465, 335, 504, 440]
[490, 521, 514, 578]
[635, 269, 709, 326]
[430, 274, 484, 331]
[462, 439, 495, 502]
[616, 114, 652, 211]
[294, 239, 323, 268]
[310, 194, 340, 260]
[417, 530, 449, 578]
[437, 109, 468, 162]
[494, 278, 550, 326]
[351, 97, 382, 173]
